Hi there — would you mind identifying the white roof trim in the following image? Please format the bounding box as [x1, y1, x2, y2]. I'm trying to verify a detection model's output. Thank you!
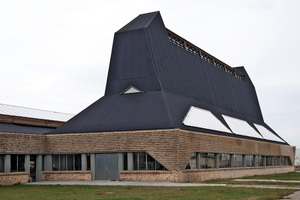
[0, 103, 74, 122]
[254, 123, 284, 142]
[121, 86, 143, 94]
[183, 106, 232, 133]
[222, 115, 263, 139]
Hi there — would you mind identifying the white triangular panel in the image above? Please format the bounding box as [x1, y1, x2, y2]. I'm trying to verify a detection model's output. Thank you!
[122, 86, 143, 94]
[183, 106, 232, 133]
[222, 115, 263, 139]
[254, 123, 284, 142]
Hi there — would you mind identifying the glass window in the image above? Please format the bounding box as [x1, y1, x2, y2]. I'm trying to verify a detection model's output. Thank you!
[233, 154, 243, 167]
[266, 156, 273, 166]
[274, 156, 280, 166]
[155, 160, 166, 170]
[133, 153, 138, 170]
[200, 153, 215, 169]
[87, 154, 90, 171]
[147, 154, 155, 170]
[75, 154, 81, 170]
[60, 155, 66, 171]
[219, 154, 230, 168]
[52, 155, 59, 171]
[67, 155, 73, 171]
[11, 155, 18, 172]
[256, 155, 263, 166]
[123, 153, 128, 171]
[139, 152, 146, 170]
[246, 155, 254, 167]
[0, 155, 4, 172]
[18, 155, 25, 172]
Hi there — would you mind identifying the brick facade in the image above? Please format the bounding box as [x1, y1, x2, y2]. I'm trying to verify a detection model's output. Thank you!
[42, 171, 91, 181]
[0, 128, 296, 184]
[0, 172, 29, 186]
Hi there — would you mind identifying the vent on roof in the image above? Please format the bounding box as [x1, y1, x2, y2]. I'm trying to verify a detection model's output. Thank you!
[121, 86, 144, 95]
[222, 115, 263, 139]
[183, 106, 232, 133]
[254, 124, 284, 142]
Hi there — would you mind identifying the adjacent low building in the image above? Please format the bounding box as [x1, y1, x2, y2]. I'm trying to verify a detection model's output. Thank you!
[0, 11, 295, 185]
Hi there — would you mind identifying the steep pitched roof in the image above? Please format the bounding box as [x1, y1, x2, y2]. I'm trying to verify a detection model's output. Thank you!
[49, 12, 287, 145]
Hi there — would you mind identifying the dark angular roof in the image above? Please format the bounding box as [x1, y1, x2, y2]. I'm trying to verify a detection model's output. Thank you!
[0, 122, 55, 134]
[49, 12, 287, 145]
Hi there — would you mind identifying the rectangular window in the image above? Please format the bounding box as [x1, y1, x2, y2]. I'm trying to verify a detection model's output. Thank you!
[246, 155, 254, 167]
[266, 156, 273, 166]
[52, 155, 59, 171]
[67, 155, 73, 171]
[133, 153, 138, 170]
[200, 153, 215, 169]
[10, 155, 25, 172]
[87, 154, 91, 171]
[233, 154, 243, 167]
[123, 153, 128, 171]
[139, 152, 146, 170]
[256, 155, 263, 166]
[219, 153, 230, 168]
[60, 155, 66, 171]
[0, 155, 4, 172]
[75, 154, 81, 170]
[274, 156, 280, 166]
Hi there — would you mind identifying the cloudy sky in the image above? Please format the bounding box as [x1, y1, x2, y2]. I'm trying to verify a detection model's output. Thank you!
[0, 0, 299, 148]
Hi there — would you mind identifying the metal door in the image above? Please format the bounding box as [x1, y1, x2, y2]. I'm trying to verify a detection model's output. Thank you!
[95, 154, 118, 180]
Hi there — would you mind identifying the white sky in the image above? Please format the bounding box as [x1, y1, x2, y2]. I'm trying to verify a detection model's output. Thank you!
[0, 0, 299, 148]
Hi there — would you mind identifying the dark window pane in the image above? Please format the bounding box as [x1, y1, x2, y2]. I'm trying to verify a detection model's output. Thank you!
[52, 155, 59, 171]
[86, 154, 90, 171]
[11, 155, 18, 172]
[155, 161, 166, 170]
[123, 153, 128, 171]
[67, 155, 73, 171]
[17, 155, 25, 172]
[60, 155, 66, 171]
[133, 153, 138, 170]
[139, 153, 146, 170]
[75, 154, 81, 170]
[147, 154, 155, 170]
[0, 155, 4, 172]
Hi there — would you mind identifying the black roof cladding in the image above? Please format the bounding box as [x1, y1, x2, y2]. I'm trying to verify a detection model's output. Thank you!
[49, 12, 287, 144]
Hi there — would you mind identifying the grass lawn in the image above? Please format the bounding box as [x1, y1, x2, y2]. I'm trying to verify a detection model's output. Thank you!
[0, 185, 296, 200]
[244, 171, 300, 180]
[204, 171, 300, 187]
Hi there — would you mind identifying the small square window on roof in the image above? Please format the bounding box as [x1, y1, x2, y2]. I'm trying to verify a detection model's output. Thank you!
[121, 86, 144, 95]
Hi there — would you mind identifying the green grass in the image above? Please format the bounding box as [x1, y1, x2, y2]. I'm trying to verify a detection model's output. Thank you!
[243, 171, 300, 180]
[204, 171, 300, 187]
[0, 185, 295, 200]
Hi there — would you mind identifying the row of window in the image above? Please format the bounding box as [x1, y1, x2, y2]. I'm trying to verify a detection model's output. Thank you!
[167, 30, 245, 80]
[0, 153, 167, 173]
[122, 152, 167, 171]
[186, 152, 292, 169]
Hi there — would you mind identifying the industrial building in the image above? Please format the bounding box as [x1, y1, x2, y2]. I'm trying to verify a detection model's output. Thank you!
[0, 11, 295, 185]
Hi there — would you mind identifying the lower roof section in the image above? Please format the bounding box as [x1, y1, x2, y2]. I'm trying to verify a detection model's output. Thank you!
[0, 122, 55, 134]
[48, 91, 287, 145]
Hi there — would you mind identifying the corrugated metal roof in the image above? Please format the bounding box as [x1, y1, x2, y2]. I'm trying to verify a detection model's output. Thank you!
[0, 103, 74, 122]
[222, 115, 263, 139]
[182, 106, 232, 133]
[254, 123, 284, 142]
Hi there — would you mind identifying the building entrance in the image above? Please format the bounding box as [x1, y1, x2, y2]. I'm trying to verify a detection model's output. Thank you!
[95, 154, 119, 180]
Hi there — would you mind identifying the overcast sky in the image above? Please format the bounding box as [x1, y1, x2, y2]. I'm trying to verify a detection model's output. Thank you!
[0, 0, 299, 148]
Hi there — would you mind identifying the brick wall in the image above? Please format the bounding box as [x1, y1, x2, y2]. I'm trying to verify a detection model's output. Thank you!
[120, 171, 175, 182]
[45, 129, 295, 171]
[42, 171, 91, 181]
[0, 132, 45, 153]
[180, 166, 294, 182]
[0, 172, 29, 186]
